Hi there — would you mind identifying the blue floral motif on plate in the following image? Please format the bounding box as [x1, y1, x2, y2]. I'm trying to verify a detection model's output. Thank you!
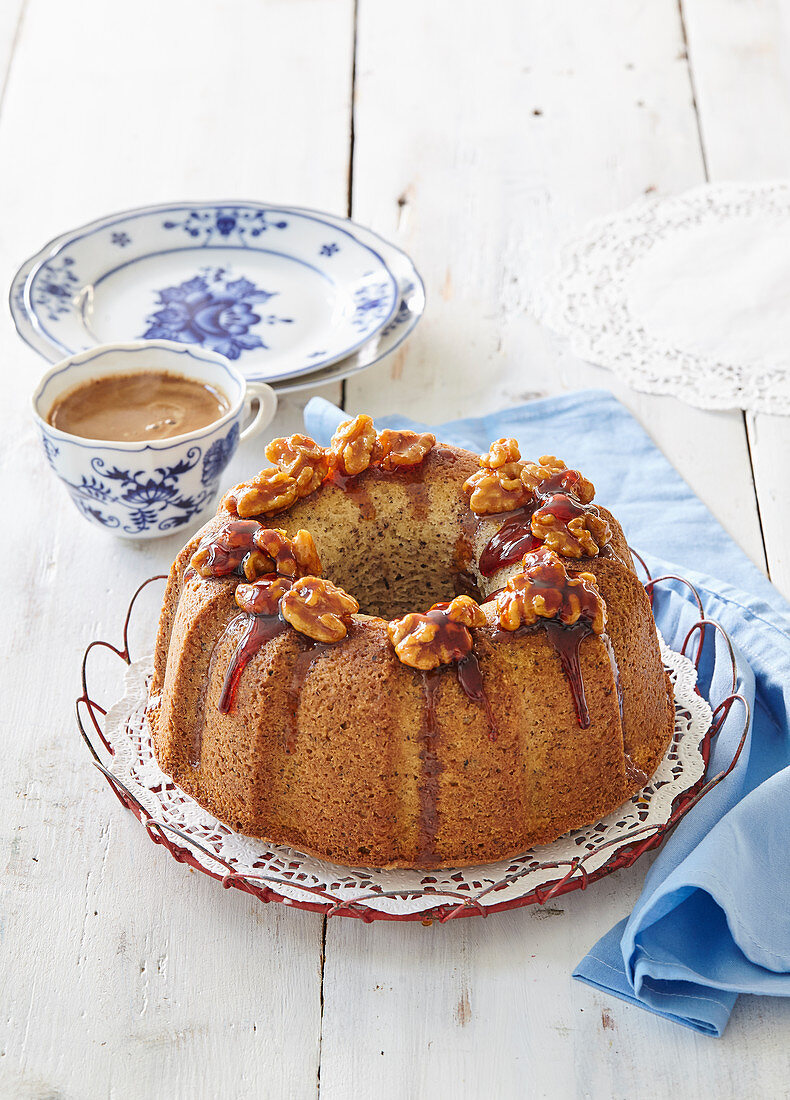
[141, 267, 293, 360]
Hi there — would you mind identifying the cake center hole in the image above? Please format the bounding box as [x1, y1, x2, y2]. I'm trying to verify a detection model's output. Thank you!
[309, 530, 462, 620]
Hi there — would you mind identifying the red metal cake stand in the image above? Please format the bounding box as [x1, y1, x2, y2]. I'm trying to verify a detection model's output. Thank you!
[76, 563, 747, 923]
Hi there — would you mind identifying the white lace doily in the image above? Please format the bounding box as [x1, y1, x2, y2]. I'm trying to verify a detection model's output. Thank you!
[534, 181, 790, 414]
[102, 632, 711, 918]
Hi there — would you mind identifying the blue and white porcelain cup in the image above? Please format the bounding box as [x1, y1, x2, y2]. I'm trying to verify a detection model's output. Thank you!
[32, 340, 277, 538]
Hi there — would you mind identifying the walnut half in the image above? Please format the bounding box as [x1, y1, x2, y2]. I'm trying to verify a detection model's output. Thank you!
[387, 595, 486, 670]
[328, 414, 378, 476]
[378, 429, 436, 470]
[225, 467, 298, 518]
[235, 574, 293, 616]
[191, 519, 262, 577]
[495, 548, 606, 634]
[265, 433, 328, 497]
[481, 438, 521, 469]
[463, 466, 532, 515]
[252, 528, 322, 579]
[280, 576, 360, 643]
[520, 455, 595, 504]
[530, 496, 610, 558]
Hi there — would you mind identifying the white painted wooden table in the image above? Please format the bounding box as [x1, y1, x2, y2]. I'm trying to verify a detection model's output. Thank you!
[3, 2, 790, 1096]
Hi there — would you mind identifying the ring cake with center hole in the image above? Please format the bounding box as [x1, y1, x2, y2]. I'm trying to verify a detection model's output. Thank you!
[148, 416, 674, 868]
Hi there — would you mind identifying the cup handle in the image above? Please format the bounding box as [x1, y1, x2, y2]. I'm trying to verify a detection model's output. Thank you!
[239, 382, 278, 443]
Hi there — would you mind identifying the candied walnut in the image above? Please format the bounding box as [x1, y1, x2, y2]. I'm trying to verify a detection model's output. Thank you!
[241, 549, 274, 581]
[329, 414, 378, 476]
[520, 455, 595, 504]
[378, 429, 436, 470]
[531, 494, 611, 558]
[480, 438, 521, 469]
[235, 574, 293, 617]
[280, 576, 360, 643]
[439, 594, 487, 629]
[266, 432, 322, 469]
[191, 519, 261, 577]
[265, 433, 328, 498]
[388, 596, 484, 670]
[522, 454, 565, 483]
[228, 467, 299, 518]
[292, 530, 323, 576]
[191, 520, 323, 585]
[252, 527, 322, 579]
[495, 548, 606, 634]
[463, 466, 532, 515]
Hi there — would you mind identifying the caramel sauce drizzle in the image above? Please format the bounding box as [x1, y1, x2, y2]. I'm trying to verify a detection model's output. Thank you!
[218, 613, 287, 714]
[489, 614, 616, 732]
[188, 611, 285, 766]
[212, 609, 334, 759]
[329, 464, 431, 523]
[478, 504, 540, 577]
[390, 466, 430, 522]
[411, 607, 499, 862]
[455, 652, 498, 741]
[542, 619, 594, 729]
[416, 651, 498, 863]
[417, 669, 443, 865]
[285, 638, 333, 753]
[477, 469, 602, 577]
[624, 755, 649, 787]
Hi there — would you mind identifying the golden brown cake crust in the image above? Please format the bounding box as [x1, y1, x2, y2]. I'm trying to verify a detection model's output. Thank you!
[148, 435, 674, 869]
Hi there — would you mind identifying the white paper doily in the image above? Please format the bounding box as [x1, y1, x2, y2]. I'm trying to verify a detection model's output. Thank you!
[103, 632, 711, 918]
[534, 181, 790, 414]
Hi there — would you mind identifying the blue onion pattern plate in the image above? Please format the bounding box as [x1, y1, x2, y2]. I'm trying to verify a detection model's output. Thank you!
[20, 203, 400, 383]
[274, 232, 425, 393]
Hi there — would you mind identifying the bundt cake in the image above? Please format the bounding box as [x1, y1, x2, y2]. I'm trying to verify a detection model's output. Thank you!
[148, 415, 674, 869]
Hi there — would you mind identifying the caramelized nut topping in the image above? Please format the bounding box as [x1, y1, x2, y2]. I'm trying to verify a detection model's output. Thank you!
[227, 467, 299, 518]
[378, 429, 436, 470]
[280, 576, 360, 643]
[387, 596, 485, 670]
[224, 435, 329, 518]
[235, 574, 293, 616]
[481, 438, 521, 469]
[191, 519, 262, 577]
[265, 433, 328, 497]
[442, 594, 488, 628]
[463, 466, 533, 515]
[242, 549, 274, 581]
[216, 417, 434, 521]
[252, 527, 322, 579]
[520, 454, 564, 485]
[292, 530, 323, 576]
[520, 455, 595, 504]
[265, 432, 321, 469]
[495, 548, 606, 634]
[329, 414, 378, 476]
[465, 444, 597, 519]
[531, 495, 610, 558]
[191, 521, 323, 584]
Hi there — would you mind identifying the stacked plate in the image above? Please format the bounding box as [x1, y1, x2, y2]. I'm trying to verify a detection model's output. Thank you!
[10, 201, 424, 393]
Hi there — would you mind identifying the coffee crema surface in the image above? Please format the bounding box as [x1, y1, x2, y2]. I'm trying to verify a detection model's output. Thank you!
[48, 370, 230, 442]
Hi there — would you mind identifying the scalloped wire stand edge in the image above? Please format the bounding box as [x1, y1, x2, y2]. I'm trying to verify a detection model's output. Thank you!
[76, 561, 748, 924]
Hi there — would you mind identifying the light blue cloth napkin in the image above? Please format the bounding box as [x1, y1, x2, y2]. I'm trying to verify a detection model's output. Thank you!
[305, 391, 790, 1036]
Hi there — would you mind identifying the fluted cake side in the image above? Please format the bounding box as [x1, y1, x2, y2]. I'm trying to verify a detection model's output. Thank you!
[148, 421, 674, 869]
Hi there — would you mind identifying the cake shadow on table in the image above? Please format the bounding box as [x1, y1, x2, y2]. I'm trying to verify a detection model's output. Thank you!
[148, 416, 674, 870]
